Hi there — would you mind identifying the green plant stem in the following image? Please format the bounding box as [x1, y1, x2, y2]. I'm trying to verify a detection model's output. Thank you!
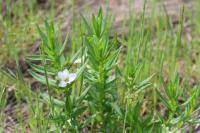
[99, 60, 106, 130]
[123, 100, 128, 133]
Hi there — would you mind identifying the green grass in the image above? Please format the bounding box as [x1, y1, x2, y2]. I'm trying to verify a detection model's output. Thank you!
[0, 0, 200, 132]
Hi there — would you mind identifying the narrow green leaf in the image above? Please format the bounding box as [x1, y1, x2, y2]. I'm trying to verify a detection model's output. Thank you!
[28, 70, 56, 86]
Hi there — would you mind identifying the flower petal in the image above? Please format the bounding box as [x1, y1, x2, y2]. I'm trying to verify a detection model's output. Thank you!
[74, 58, 81, 64]
[57, 69, 69, 80]
[67, 73, 77, 84]
[58, 80, 67, 88]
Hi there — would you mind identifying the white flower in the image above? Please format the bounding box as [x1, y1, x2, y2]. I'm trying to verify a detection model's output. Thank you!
[58, 80, 67, 88]
[74, 58, 81, 64]
[74, 56, 86, 64]
[57, 69, 69, 81]
[67, 73, 77, 83]
[57, 69, 77, 88]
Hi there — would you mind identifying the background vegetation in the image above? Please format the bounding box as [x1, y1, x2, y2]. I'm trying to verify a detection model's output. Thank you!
[0, 0, 200, 132]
